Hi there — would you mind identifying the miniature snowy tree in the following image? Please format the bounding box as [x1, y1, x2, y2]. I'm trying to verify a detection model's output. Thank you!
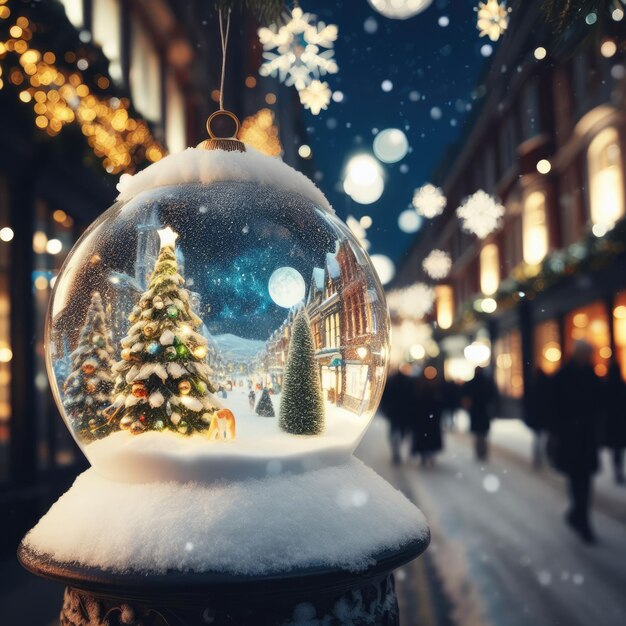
[255, 388, 275, 417]
[279, 311, 325, 435]
[109, 227, 221, 435]
[63, 291, 114, 441]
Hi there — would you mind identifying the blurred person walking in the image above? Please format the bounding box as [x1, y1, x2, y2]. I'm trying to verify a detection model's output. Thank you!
[463, 367, 496, 461]
[550, 341, 602, 544]
[605, 361, 626, 485]
[527, 368, 554, 469]
[381, 363, 415, 464]
[410, 367, 444, 467]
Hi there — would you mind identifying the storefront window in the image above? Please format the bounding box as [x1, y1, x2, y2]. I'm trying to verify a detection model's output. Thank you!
[130, 17, 162, 122]
[480, 243, 499, 296]
[93, 0, 122, 83]
[534, 319, 561, 375]
[588, 127, 624, 230]
[59, 0, 83, 28]
[523, 191, 548, 266]
[565, 302, 611, 377]
[166, 72, 187, 153]
[435, 285, 454, 330]
[494, 330, 523, 399]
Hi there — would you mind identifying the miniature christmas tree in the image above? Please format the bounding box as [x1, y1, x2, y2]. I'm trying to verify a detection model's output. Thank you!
[109, 227, 221, 435]
[63, 292, 115, 441]
[279, 311, 325, 435]
[255, 388, 275, 417]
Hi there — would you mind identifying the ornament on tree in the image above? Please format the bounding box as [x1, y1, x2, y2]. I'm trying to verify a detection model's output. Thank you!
[62, 292, 115, 441]
[279, 311, 325, 435]
[178, 380, 192, 395]
[257, 5, 338, 114]
[412, 183, 447, 218]
[422, 249, 452, 280]
[475, 0, 511, 42]
[456, 190, 505, 239]
[131, 382, 148, 398]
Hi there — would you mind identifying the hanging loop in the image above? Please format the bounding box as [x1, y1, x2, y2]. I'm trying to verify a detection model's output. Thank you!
[206, 109, 241, 140]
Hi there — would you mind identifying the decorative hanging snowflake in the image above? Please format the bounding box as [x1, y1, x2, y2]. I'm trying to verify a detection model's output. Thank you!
[422, 249, 452, 280]
[456, 190, 505, 239]
[387, 283, 435, 320]
[475, 0, 511, 42]
[412, 184, 447, 218]
[299, 80, 332, 115]
[257, 6, 339, 91]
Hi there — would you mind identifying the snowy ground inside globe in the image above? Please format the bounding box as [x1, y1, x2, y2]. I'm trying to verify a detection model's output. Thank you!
[87, 389, 368, 482]
[24, 457, 428, 575]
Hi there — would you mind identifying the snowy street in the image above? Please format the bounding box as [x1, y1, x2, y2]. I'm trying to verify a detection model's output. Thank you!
[356, 418, 626, 626]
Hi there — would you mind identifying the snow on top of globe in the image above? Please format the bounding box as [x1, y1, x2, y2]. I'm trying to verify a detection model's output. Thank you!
[116, 146, 333, 213]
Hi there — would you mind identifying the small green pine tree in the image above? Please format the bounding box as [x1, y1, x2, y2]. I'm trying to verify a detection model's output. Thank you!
[63, 291, 115, 441]
[255, 388, 275, 417]
[279, 311, 325, 435]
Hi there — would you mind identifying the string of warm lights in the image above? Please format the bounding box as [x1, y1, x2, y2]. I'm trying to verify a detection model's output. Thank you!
[0, 3, 164, 174]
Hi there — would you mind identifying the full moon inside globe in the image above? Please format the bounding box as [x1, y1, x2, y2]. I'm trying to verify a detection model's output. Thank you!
[268, 267, 306, 308]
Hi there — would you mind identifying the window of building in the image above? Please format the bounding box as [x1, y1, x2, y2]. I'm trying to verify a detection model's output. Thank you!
[565, 302, 611, 377]
[588, 127, 624, 230]
[613, 294, 626, 380]
[59, 0, 83, 28]
[534, 319, 561, 375]
[324, 312, 341, 349]
[523, 190, 549, 266]
[480, 243, 499, 296]
[494, 330, 524, 399]
[93, 0, 122, 84]
[130, 17, 162, 122]
[166, 72, 186, 153]
[435, 285, 454, 330]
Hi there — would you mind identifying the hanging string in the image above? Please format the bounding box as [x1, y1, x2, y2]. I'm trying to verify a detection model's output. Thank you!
[218, 8, 231, 112]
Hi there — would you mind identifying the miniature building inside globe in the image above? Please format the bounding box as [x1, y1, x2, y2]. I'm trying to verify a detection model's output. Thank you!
[47, 147, 390, 483]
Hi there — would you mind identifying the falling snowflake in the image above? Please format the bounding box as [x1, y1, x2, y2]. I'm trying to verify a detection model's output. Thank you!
[475, 0, 511, 42]
[457, 190, 505, 239]
[412, 184, 447, 218]
[257, 7, 339, 92]
[422, 249, 452, 280]
[299, 80, 332, 115]
[387, 283, 435, 320]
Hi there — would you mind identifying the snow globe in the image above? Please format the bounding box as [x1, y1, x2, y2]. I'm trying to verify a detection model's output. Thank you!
[20, 115, 429, 625]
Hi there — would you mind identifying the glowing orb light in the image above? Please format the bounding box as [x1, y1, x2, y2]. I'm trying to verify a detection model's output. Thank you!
[398, 209, 422, 233]
[268, 266, 306, 308]
[368, 0, 433, 20]
[343, 154, 385, 205]
[370, 254, 395, 285]
[373, 128, 409, 163]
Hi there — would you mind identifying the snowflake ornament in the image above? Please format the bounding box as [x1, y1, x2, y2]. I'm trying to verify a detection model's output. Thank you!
[475, 0, 511, 42]
[258, 6, 339, 92]
[457, 190, 505, 239]
[387, 283, 435, 320]
[299, 80, 332, 115]
[422, 249, 452, 280]
[412, 184, 447, 218]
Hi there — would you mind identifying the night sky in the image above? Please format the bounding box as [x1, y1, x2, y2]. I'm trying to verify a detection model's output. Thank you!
[300, 0, 494, 265]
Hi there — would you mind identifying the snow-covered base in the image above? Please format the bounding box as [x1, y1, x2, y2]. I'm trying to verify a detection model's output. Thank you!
[87, 391, 367, 483]
[24, 458, 428, 576]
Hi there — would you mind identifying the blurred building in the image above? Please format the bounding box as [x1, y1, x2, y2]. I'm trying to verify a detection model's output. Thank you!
[395, 1, 626, 420]
[0, 0, 311, 550]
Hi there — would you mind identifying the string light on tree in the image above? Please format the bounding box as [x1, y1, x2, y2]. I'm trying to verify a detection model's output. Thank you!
[412, 183, 446, 218]
[422, 249, 452, 280]
[475, 0, 511, 42]
[456, 190, 505, 239]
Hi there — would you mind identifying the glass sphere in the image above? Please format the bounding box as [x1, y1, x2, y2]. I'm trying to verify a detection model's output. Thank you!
[47, 151, 390, 482]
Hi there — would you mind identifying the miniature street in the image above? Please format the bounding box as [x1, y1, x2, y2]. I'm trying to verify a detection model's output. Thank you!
[3, 412, 625, 626]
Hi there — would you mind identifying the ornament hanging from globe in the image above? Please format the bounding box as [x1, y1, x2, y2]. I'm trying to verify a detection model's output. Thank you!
[46, 114, 390, 484]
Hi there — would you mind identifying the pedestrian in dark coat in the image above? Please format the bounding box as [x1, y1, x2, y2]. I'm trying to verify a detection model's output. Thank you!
[550, 341, 602, 543]
[410, 369, 444, 467]
[527, 368, 554, 468]
[381, 364, 415, 464]
[604, 361, 626, 485]
[463, 366, 496, 461]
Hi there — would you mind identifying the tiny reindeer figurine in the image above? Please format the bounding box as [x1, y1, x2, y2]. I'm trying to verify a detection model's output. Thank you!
[208, 408, 236, 442]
